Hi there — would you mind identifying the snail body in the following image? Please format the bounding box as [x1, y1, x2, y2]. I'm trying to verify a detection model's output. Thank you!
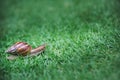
[6, 42, 46, 56]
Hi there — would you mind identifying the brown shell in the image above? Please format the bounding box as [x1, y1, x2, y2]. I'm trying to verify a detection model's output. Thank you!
[6, 42, 32, 56]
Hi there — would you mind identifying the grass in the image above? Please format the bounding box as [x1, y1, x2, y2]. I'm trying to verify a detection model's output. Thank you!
[0, 0, 120, 80]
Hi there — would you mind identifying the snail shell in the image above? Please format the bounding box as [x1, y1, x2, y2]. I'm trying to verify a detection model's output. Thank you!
[6, 42, 32, 56]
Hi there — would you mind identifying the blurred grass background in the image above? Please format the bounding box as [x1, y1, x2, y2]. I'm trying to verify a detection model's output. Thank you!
[0, 0, 120, 80]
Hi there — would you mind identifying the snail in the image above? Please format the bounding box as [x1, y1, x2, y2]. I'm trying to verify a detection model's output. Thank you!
[5, 42, 46, 60]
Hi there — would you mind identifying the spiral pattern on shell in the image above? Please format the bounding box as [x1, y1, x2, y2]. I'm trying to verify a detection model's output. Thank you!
[6, 42, 32, 56]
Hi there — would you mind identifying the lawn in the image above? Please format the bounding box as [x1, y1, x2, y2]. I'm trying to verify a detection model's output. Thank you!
[0, 0, 120, 80]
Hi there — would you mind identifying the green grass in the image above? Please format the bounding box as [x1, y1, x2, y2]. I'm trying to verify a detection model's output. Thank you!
[0, 0, 120, 80]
